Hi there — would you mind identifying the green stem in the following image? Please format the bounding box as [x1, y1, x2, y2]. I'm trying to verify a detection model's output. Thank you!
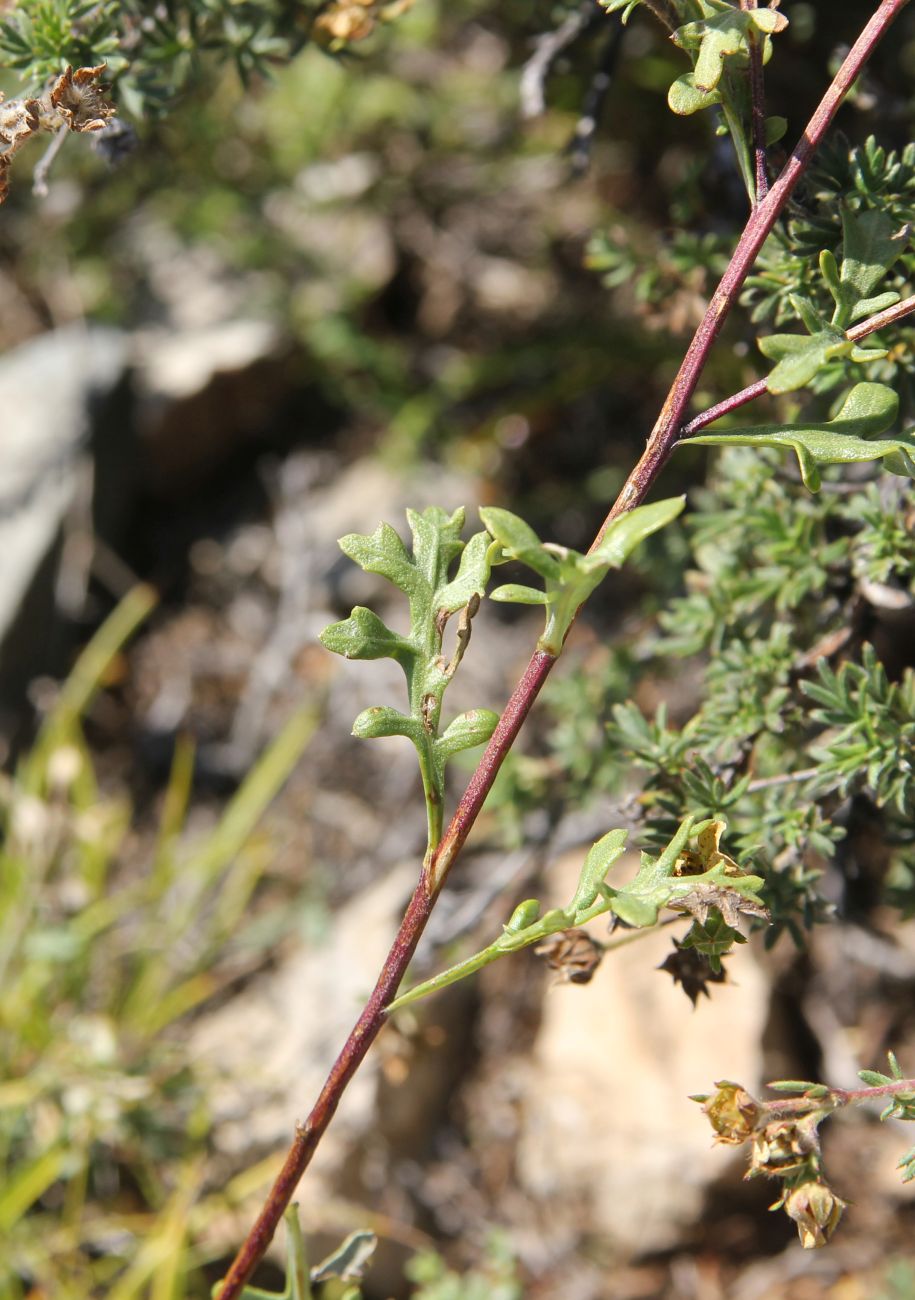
[720, 90, 755, 203]
[388, 943, 506, 1012]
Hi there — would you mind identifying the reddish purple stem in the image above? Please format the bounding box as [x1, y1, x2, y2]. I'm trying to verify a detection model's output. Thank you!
[596, 0, 909, 541]
[682, 292, 915, 437]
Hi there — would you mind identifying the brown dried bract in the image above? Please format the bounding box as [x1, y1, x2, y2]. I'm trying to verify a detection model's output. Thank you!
[534, 928, 605, 985]
[43, 64, 115, 133]
[0, 95, 40, 148]
[672, 882, 770, 929]
[0, 65, 115, 205]
[658, 942, 727, 1005]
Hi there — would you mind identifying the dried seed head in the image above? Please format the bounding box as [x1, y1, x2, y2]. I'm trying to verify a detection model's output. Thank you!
[534, 928, 605, 985]
[43, 65, 115, 133]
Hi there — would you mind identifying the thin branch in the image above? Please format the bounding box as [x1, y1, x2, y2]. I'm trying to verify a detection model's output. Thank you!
[214, 4, 911, 1293]
[681, 290, 915, 437]
[594, 0, 910, 543]
[682, 378, 769, 436]
[639, 0, 678, 35]
[520, 4, 593, 120]
[568, 23, 624, 174]
[745, 767, 819, 793]
[762, 1077, 915, 1120]
[740, 0, 769, 204]
[32, 123, 68, 198]
[847, 291, 915, 340]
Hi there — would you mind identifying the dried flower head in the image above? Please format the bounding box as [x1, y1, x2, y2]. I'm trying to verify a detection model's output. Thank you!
[780, 1179, 847, 1249]
[675, 819, 743, 877]
[0, 66, 115, 204]
[534, 928, 605, 984]
[42, 65, 115, 133]
[658, 942, 727, 1005]
[748, 1113, 821, 1178]
[700, 1081, 762, 1145]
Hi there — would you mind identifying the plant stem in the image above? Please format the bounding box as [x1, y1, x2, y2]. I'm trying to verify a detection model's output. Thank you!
[594, 0, 910, 543]
[680, 292, 915, 437]
[763, 1077, 915, 1120]
[847, 291, 915, 340]
[215, 5, 910, 1292]
[214, 652, 555, 1297]
[745, 767, 819, 793]
[640, 0, 678, 34]
[740, 0, 769, 204]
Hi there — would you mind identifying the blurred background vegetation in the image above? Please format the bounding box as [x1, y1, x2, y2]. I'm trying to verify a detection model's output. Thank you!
[1, 1, 915, 1297]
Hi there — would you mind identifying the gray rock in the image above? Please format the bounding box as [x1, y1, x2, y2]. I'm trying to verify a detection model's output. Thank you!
[0, 325, 128, 731]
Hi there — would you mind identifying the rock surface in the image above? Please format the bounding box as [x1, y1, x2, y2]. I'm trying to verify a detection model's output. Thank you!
[514, 848, 770, 1260]
[0, 325, 128, 729]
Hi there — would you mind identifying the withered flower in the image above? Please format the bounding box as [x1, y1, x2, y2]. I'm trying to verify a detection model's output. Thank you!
[675, 819, 743, 878]
[43, 65, 115, 133]
[534, 928, 605, 985]
[700, 1081, 762, 1145]
[673, 882, 770, 928]
[748, 1113, 821, 1178]
[658, 942, 727, 1005]
[781, 1179, 847, 1249]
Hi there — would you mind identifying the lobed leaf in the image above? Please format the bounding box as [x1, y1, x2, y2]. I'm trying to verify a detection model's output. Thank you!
[483, 498, 684, 654]
[338, 522, 421, 598]
[407, 505, 465, 588]
[668, 72, 720, 116]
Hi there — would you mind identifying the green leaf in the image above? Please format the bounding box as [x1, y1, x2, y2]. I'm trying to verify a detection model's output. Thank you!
[505, 899, 541, 933]
[352, 706, 421, 742]
[599, 0, 644, 21]
[489, 583, 549, 605]
[571, 828, 629, 912]
[319, 607, 414, 662]
[858, 1070, 893, 1087]
[483, 498, 684, 654]
[672, 4, 786, 94]
[850, 290, 900, 323]
[767, 1080, 824, 1093]
[689, 382, 914, 491]
[759, 327, 848, 394]
[435, 529, 492, 614]
[480, 507, 560, 580]
[608, 817, 694, 928]
[591, 497, 687, 570]
[668, 72, 721, 116]
[338, 523, 421, 598]
[765, 115, 787, 145]
[434, 708, 499, 761]
[749, 9, 786, 36]
[675, 10, 745, 93]
[834, 207, 910, 326]
[407, 506, 465, 588]
[311, 1230, 378, 1284]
